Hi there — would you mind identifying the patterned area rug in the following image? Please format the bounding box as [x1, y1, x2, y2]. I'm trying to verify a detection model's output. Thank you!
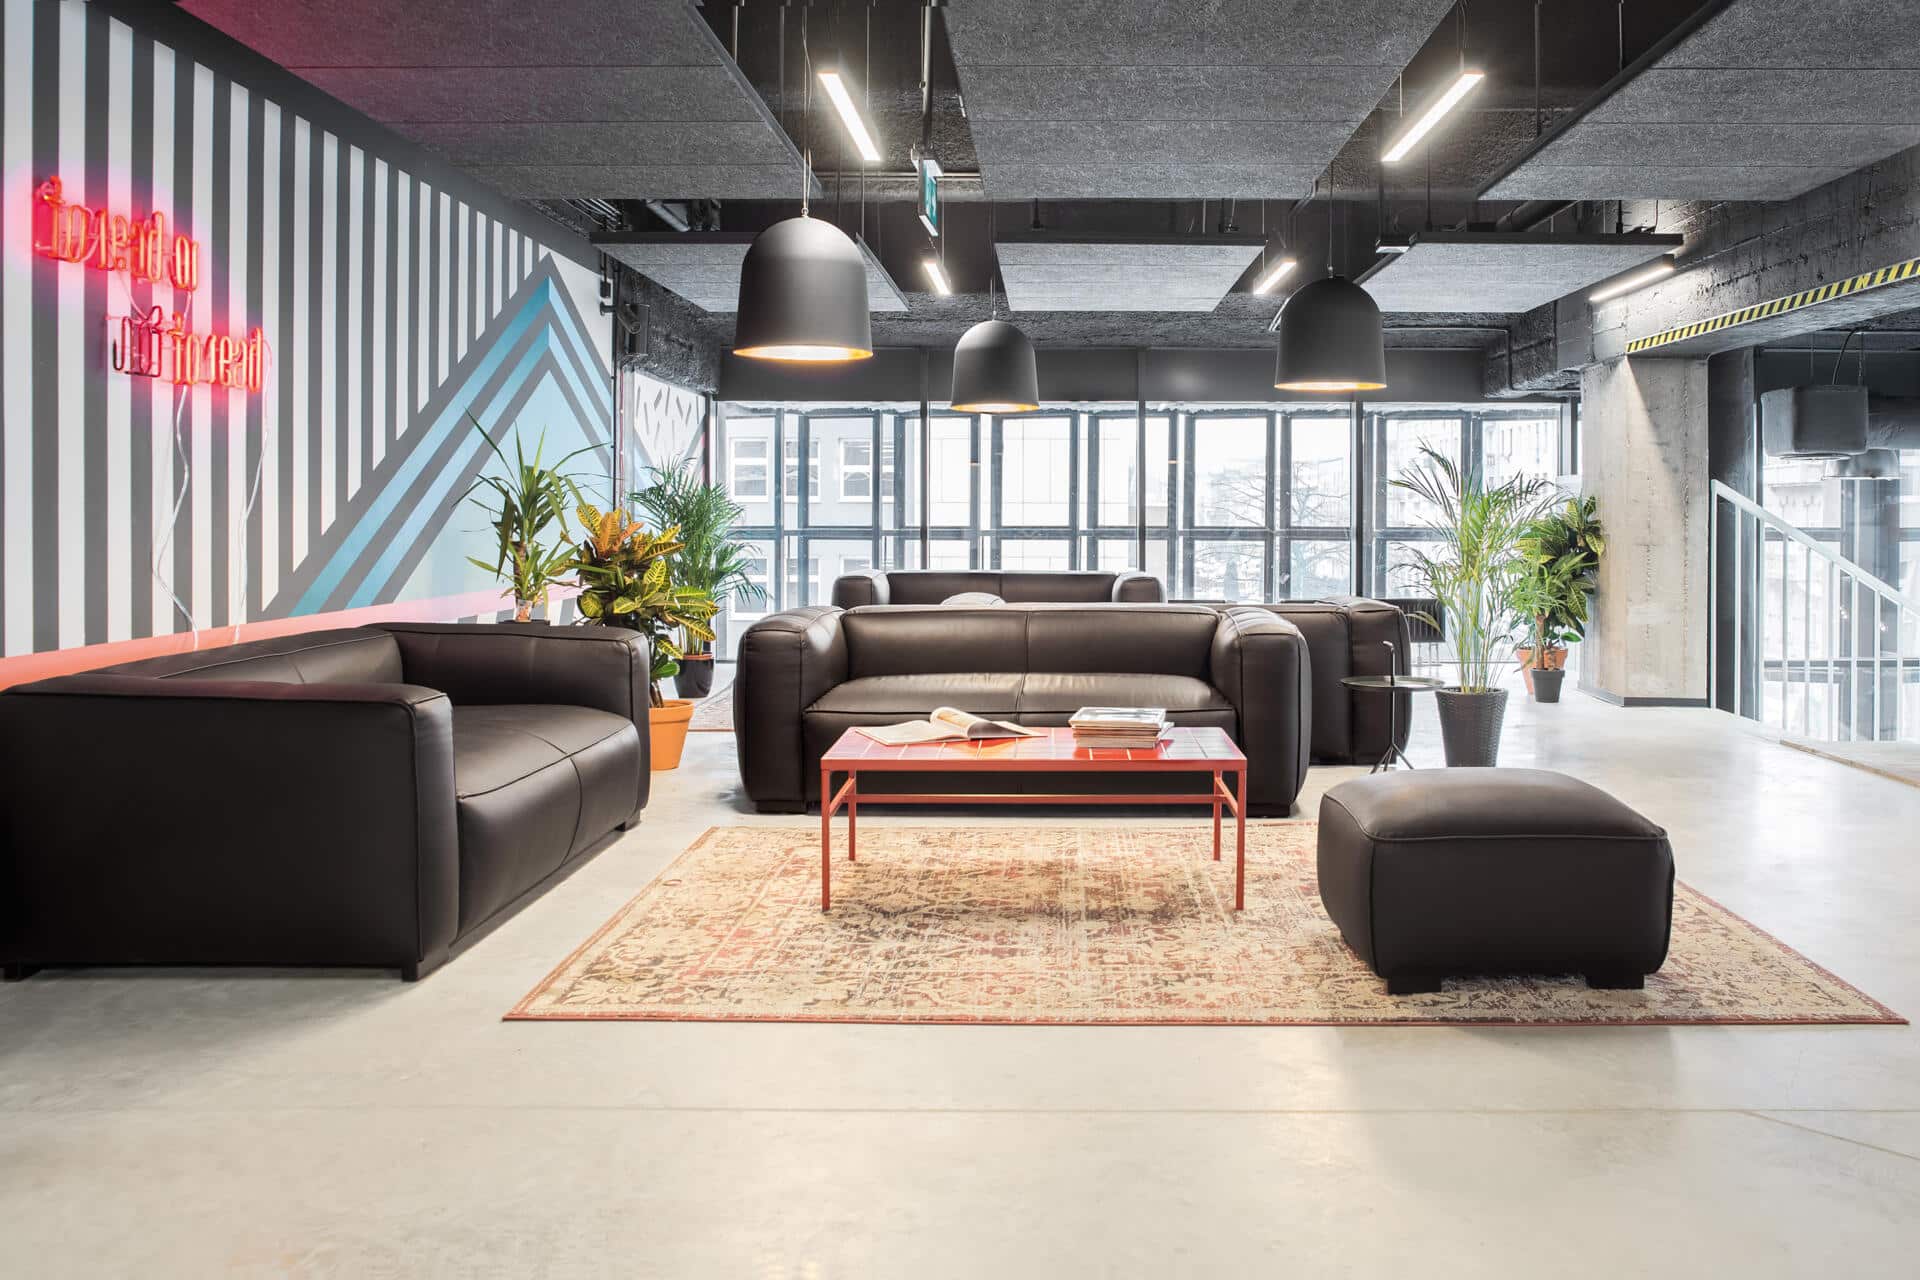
[688, 680, 733, 732]
[508, 824, 1904, 1026]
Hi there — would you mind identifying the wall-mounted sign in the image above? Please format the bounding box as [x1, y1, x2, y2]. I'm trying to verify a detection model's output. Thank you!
[32, 175, 264, 393]
[33, 176, 199, 290]
[917, 156, 941, 239]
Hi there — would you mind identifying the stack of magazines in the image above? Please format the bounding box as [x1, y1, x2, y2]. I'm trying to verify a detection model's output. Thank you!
[1068, 706, 1172, 749]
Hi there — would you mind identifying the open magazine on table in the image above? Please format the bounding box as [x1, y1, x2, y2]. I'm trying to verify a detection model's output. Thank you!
[856, 706, 1043, 747]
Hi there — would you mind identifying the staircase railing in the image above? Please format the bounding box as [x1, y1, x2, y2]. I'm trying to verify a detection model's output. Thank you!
[1710, 480, 1920, 742]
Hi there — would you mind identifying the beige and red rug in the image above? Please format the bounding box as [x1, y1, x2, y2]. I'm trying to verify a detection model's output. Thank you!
[508, 823, 1903, 1027]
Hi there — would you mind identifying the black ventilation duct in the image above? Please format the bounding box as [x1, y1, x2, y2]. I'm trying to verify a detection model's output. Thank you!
[1761, 386, 1920, 460]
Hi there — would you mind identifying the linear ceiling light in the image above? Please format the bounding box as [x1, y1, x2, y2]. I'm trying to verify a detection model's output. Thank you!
[1381, 70, 1485, 163]
[1589, 256, 1677, 303]
[817, 69, 883, 164]
[1251, 256, 1298, 295]
[922, 257, 952, 295]
[1377, 237, 1412, 254]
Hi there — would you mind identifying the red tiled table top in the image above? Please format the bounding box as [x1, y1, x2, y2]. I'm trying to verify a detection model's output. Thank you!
[820, 726, 1246, 772]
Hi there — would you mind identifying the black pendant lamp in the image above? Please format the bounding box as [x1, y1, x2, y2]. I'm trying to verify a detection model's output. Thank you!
[1274, 173, 1386, 393]
[731, 5, 872, 363]
[732, 217, 874, 362]
[951, 319, 1038, 413]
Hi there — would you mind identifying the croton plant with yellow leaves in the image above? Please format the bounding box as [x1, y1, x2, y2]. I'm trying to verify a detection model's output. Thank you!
[570, 503, 720, 707]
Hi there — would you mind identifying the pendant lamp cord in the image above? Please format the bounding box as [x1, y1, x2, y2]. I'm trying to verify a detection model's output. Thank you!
[799, 5, 812, 217]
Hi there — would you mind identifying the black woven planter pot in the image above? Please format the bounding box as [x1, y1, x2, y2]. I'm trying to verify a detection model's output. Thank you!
[1435, 688, 1509, 766]
[675, 655, 716, 699]
[1530, 669, 1565, 703]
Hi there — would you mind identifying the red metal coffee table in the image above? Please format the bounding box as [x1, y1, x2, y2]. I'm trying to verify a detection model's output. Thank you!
[818, 726, 1249, 912]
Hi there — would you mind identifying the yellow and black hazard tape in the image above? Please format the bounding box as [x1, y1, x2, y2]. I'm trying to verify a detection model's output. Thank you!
[1625, 256, 1920, 354]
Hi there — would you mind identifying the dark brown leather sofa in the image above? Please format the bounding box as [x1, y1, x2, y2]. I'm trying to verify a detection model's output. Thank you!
[1231, 597, 1414, 766]
[831, 568, 1164, 608]
[0, 622, 649, 982]
[733, 602, 1311, 816]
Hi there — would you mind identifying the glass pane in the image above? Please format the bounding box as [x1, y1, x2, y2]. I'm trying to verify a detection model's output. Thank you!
[928, 416, 976, 527]
[1091, 415, 1172, 528]
[1381, 417, 1461, 528]
[715, 538, 774, 660]
[928, 537, 975, 570]
[1763, 455, 1841, 529]
[1192, 416, 1267, 527]
[1481, 416, 1559, 490]
[1382, 538, 1440, 598]
[999, 416, 1072, 526]
[723, 417, 777, 525]
[1287, 539, 1351, 600]
[1288, 415, 1350, 526]
[1191, 540, 1266, 603]
[997, 538, 1071, 571]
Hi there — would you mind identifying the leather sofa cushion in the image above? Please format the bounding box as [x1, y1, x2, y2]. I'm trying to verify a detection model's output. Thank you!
[998, 572, 1115, 603]
[1325, 767, 1667, 843]
[810, 674, 1023, 716]
[1016, 673, 1230, 715]
[450, 704, 642, 933]
[843, 607, 1030, 676]
[1025, 605, 1217, 677]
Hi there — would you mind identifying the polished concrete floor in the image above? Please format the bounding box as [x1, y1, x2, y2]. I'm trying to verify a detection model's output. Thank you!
[4, 691, 1919, 1277]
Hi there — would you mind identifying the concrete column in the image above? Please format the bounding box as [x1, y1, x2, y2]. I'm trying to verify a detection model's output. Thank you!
[1579, 356, 1711, 705]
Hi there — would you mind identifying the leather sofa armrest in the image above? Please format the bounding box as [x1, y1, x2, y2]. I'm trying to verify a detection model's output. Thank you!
[1109, 571, 1166, 603]
[0, 676, 460, 974]
[831, 571, 890, 609]
[374, 620, 649, 725]
[733, 607, 849, 811]
[1209, 607, 1312, 816]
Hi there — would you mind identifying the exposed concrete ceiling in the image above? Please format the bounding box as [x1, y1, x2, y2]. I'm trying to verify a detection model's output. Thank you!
[994, 235, 1267, 312]
[1357, 232, 1683, 314]
[1486, 0, 1920, 202]
[593, 232, 910, 314]
[178, 0, 820, 200]
[942, 0, 1459, 199]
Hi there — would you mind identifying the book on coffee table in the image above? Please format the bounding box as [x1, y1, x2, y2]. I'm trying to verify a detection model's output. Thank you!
[1069, 706, 1173, 749]
[856, 706, 1042, 747]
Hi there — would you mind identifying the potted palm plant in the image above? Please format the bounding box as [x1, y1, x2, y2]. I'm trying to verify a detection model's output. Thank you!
[569, 503, 720, 770]
[1512, 497, 1605, 702]
[631, 462, 765, 699]
[463, 418, 591, 622]
[1391, 446, 1552, 765]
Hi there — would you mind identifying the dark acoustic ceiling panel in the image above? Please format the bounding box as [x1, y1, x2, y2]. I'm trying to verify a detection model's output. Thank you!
[594, 233, 909, 314]
[1357, 233, 1684, 314]
[994, 235, 1267, 312]
[942, 0, 1459, 198]
[178, 0, 817, 200]
[1485, 0, 1920, 201]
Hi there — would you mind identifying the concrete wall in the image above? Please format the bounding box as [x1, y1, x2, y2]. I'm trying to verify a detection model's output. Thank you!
[1579, 357, 1711, 705]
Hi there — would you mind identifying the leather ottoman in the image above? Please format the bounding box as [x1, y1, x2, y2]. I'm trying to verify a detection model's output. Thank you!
[1317, 769, 1675, 994]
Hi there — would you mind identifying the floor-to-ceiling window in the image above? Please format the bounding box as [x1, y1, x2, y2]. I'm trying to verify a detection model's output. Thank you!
[712, 402, 1570, 658]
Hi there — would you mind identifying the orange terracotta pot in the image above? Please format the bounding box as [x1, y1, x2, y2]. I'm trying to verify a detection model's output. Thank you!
[648, 698, 695, 771]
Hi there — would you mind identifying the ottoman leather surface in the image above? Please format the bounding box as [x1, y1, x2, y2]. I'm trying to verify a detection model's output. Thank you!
[1317, 768, 1675, 991]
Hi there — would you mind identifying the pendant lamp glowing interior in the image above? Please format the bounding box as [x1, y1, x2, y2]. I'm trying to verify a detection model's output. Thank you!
[732, 216, 874, 362]
[1274, 275, 1386, 392]
[950, 318, 1039, 413]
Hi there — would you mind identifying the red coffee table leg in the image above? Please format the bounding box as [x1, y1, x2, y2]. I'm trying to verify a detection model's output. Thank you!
[820, 765, 833, 911]
[1234, 766, 1247, 911]
[1212, 770, 1222, 860]
[847, 776, 857, 862]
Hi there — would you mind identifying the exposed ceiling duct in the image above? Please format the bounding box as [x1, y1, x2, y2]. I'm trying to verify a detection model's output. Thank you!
[1761, 385, 1920, 460]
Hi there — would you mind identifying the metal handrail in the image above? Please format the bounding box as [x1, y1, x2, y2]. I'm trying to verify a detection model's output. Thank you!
[1710, 480, 1920, 612]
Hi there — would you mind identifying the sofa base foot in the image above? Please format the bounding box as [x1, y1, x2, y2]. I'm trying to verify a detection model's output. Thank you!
[400, 952, 448, 983]
[1585, 970, 1646, 990]
[617, 816, 643, 831]
[1384, 974, 1444, 995]
[2, 963, 41, 983]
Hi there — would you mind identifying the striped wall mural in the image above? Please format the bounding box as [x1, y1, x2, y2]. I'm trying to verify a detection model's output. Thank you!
[0, 0, 620, 665]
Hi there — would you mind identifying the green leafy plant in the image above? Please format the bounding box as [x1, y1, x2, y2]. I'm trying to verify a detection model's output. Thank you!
[1512, 496, 1606, 669]
[1390, 446, 1554, 693]
[569, 503, 719, 707]
[463, 418, 593, 621]
[630, 462, 765, 652]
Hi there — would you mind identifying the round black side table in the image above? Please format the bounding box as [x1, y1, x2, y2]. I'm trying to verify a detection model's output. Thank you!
[1339, 674, 1447, 772]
